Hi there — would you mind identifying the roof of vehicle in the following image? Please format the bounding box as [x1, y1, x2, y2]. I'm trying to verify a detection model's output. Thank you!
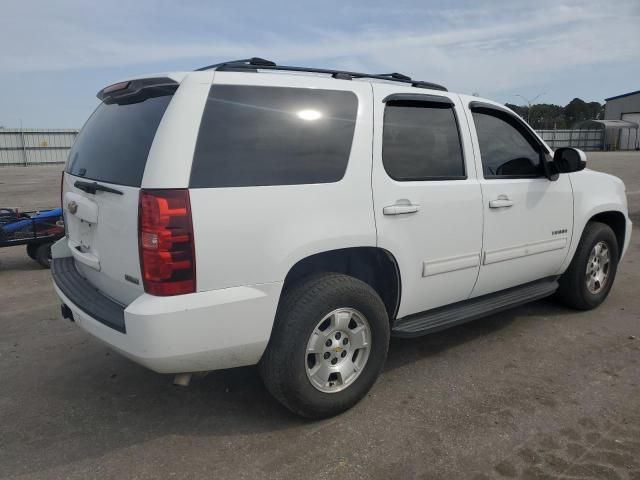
[102, 60, 510, 108]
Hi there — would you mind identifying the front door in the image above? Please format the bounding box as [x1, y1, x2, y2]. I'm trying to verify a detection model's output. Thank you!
[372, 85, 483, 318]
[465, 100, 574, 297]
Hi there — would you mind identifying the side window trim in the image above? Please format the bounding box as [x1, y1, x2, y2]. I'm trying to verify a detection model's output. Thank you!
[383, 93, 454, 105]
[469, 101, 550, 154]
[382, 99, 467, 182]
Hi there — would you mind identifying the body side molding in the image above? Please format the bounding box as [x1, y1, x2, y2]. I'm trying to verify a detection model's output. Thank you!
[483, 237, 567, 265]
[422, 253, 480, 277]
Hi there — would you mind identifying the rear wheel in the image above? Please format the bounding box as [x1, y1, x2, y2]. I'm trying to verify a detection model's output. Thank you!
[26, 244, 38, 260]
[35, 243, 52, 269]
[556, 222, 619, 310]
[259, 273, 389, 419]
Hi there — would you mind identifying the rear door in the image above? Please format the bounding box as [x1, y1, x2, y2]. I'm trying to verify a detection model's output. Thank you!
[62, 78, 180, 305]
[371, 85, 483, 318]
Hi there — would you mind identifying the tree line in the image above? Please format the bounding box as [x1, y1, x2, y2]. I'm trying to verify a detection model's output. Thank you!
[504, 98, 603, 130]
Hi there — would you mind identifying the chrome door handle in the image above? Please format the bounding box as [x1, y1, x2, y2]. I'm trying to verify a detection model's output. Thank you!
[383, 203, 420, 215]
[489, 195, 513, 208]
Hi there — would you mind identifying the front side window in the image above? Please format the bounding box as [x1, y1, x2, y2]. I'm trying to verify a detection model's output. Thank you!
[190, 85, 358, 188]
[382, 102, 465, 181]
[472, 110, 542, 178]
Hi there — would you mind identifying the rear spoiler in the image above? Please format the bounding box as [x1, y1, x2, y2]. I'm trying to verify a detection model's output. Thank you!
[97, 77, 179, 105]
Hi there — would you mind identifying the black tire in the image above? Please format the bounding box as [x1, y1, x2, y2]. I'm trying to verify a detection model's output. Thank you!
[35, 243, 52, 269]
[259, 273, 390, 419]
[556, 222, 619, 310]
[26, 244, 38, 260]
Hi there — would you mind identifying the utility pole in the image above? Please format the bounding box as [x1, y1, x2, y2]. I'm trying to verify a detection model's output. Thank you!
[514, 93, 546, 124]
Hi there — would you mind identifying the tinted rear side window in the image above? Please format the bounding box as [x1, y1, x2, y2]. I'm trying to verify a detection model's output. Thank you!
[190, 85, 358, 188]
[66, 93, 173, 187]
[382, 102, 465, 181]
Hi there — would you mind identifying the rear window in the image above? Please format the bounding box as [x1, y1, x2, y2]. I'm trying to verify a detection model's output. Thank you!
[190, 85, 358, 188]
[66, 93, 173, 187]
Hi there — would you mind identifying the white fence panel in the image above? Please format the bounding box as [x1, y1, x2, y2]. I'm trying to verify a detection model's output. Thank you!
[536, 129, 604, 151]
[0, 129, 79, 165]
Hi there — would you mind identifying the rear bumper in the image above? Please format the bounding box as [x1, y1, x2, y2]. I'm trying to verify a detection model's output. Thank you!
[52, 257, 127, 332]
[51, 257, 283, 374]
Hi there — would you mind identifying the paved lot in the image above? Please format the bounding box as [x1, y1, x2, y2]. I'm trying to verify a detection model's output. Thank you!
[1, 153, 639, 480]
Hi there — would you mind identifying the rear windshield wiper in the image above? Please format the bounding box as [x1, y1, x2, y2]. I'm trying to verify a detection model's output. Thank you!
[74, 180, 123, 195]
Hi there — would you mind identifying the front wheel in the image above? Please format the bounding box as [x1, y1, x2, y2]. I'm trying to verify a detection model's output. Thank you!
[556, 222, 619, 310]
[259, 273, 390, 419]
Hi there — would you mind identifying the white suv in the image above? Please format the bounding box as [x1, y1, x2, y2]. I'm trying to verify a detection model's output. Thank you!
[52, 58, 632, 418]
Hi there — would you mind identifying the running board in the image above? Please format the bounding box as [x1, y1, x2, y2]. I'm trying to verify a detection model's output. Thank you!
[392, 277, 559, 338]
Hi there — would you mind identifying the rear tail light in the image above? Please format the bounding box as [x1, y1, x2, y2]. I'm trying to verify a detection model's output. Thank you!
[138, 189, 196, 296]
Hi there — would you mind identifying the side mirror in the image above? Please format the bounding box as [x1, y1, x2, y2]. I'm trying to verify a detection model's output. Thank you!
[553, 147, 587, 173]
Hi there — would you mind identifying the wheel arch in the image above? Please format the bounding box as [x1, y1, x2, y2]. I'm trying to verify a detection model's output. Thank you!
[560, 204, 628, 275]
[282, 247, 401, 321]
[587, 210, 626, 255]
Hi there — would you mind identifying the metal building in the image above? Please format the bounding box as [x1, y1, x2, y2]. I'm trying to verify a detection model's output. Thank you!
[604, 90, 640, 150]
[573, 120, 638, 151]
[0, 128, 78, 166]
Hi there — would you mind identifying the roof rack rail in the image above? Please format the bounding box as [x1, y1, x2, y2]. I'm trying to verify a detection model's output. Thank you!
[376, 72, 412, 81]
[194, 58, 447, 92]
[195, 57, 275, 71]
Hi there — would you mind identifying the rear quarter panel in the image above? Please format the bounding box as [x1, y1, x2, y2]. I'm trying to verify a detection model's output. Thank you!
[188, 73, 377, 291]
[142, 71, 214, 188]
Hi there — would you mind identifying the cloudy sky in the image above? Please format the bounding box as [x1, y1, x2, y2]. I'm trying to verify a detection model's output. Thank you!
[1, 0, 638, 127]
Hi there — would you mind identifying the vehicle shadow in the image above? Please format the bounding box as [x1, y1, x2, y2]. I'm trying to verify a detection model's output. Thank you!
[3, 355, 301, 477]
[384, 297, 577, 373]
[0, 245, 45, 272]
[3, 298, 578, 478]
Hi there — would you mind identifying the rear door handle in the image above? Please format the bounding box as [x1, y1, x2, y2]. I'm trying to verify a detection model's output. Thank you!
[383, 203, 420, 215]
[489, 195, 513, 209]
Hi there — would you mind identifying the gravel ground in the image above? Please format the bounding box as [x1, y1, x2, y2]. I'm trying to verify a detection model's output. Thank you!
[0, 152, 639, 480]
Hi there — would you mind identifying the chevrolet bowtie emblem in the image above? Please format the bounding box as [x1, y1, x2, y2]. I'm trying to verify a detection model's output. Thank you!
[67, 200, 78, 214]
[332, 346, 343, 353]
